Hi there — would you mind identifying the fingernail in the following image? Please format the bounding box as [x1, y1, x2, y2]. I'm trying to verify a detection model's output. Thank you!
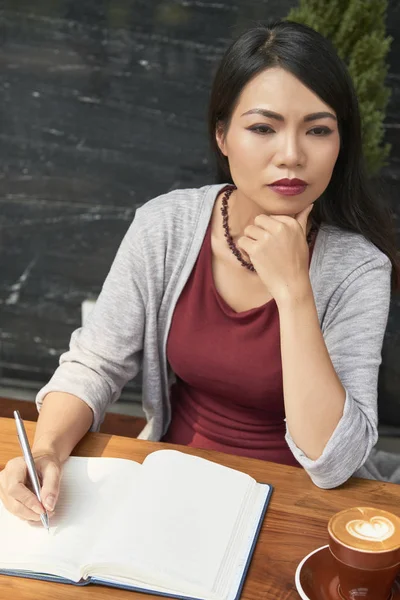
[33, 505, 43, 515]
[45, 495, 55, 511]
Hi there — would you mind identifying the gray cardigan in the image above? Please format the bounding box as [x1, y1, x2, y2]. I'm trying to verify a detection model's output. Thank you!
[36, 184, 392, 489]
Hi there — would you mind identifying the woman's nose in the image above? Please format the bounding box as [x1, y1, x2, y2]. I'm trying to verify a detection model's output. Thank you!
[275, 134, 305, 168]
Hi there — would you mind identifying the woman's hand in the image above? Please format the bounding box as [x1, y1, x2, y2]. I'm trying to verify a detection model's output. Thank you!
[237, 204, 314, 303]
[0, 451, 61, 521]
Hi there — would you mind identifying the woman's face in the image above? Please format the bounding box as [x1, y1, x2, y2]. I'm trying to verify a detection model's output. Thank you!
[216, 67, 341, 215]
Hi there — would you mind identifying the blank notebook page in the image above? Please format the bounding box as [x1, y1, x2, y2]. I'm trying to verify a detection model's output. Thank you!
[104, 450, 256, 592]
[0, 457, 141, 580]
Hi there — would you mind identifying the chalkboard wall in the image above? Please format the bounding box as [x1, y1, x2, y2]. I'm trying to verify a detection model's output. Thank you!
[0, 1, 399, 422]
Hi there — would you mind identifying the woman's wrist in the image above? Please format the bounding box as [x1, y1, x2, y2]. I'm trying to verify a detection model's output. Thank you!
[32, 436, 63, 462]
[274, 276, 314, 310]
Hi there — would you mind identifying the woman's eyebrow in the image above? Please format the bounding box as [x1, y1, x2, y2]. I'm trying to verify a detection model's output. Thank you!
[241, 108, 337, 122]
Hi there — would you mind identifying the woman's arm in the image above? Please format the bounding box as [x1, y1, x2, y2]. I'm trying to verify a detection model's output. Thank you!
[35, 214, 148, 431]
[1, 208, 151, 521]
[277, 280, 346, 461]
[33, 392, 94, 461]
[279, 259, 392, 488]
[238, 210, 392, 489]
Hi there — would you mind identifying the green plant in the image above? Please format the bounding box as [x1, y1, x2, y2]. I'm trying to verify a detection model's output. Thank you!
[286, 0, 393, 175]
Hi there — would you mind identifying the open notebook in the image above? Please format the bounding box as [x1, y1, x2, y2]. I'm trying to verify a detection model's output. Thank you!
[0, 449, 272, 600]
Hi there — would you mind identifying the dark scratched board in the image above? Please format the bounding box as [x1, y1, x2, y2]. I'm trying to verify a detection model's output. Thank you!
[0, 1, 399, 421]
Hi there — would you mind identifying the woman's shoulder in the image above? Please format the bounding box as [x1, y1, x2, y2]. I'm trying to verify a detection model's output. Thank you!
[319, 223, 391, 270]
[122, 184, 224, 267]
[134, 184, 222, 227]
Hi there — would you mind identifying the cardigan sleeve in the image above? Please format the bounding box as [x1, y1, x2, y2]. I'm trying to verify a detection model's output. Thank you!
[285, 256, 392, 489]
[35, 213, 148, 431]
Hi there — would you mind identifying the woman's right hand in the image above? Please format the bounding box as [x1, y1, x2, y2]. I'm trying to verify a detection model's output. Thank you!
[0, 451, 61, 522]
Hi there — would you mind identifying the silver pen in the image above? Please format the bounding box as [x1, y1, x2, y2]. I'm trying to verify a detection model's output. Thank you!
[14, 410, 50, 532]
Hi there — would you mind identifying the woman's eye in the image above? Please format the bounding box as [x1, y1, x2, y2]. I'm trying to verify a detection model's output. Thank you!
[247, 125, 333, 136]
[309, 127, 332, 136]
[248, 125, 274, 135]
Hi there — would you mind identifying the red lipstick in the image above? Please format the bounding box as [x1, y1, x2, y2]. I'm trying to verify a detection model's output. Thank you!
[268, 178, 308, 196]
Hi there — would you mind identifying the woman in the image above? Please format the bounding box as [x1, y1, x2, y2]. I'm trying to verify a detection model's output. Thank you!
[1, 21, 399, 522]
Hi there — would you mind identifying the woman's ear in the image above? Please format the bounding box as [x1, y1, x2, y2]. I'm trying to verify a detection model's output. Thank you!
[215, 121, 228, 156]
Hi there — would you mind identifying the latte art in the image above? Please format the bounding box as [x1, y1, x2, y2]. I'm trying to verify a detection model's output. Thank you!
[328, 507, 400, 553]
[346, 517, 395, 543]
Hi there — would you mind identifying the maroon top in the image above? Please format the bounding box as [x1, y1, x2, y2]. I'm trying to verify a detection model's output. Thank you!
[163, 221, 316, 467]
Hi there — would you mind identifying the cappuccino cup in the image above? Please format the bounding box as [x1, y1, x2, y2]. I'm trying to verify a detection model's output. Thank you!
[328, 507, 400, 600]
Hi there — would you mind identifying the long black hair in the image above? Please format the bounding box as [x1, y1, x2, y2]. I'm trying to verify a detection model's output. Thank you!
[208, 21, 399, 289]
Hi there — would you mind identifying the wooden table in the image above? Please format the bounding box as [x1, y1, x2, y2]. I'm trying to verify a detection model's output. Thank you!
[0, 417, 399, 599]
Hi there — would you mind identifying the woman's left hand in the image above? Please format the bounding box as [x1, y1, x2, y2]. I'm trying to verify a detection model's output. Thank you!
[237, 204, 314, 303]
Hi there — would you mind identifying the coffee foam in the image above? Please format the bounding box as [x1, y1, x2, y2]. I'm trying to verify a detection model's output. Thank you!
[329, 507, 400, 552]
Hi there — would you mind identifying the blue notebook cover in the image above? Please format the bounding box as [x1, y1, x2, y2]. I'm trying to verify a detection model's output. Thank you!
[0, 483, 273, 600]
